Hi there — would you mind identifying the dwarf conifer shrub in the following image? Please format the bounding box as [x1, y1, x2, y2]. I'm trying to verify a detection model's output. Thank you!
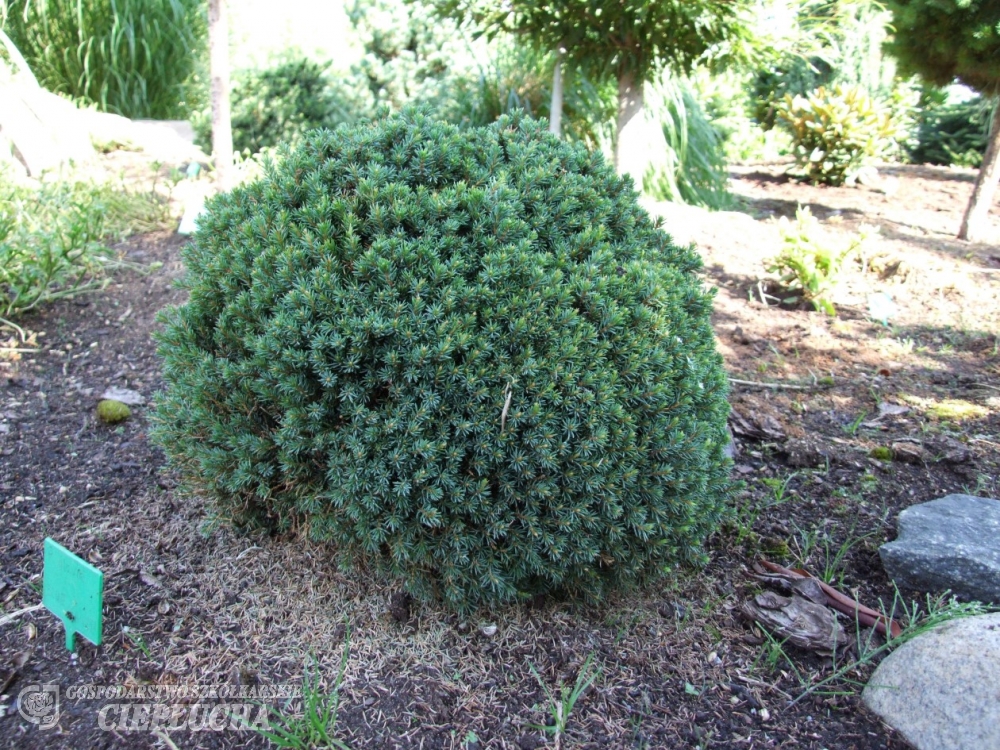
[152, 110, 733, 612]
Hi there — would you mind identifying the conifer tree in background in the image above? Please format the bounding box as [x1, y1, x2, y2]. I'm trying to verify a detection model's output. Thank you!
[151, 110, 734, 612]
[428, 0, 757, 182]
[349, 0, 469, 117]
[885, 0, 1000, 242]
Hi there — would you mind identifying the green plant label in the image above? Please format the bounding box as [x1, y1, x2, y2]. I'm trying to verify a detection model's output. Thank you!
[42, 538, 104, 651]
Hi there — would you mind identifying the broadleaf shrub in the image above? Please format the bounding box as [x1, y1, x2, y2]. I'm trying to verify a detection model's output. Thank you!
[778, 85, 901, 185]
[152, 110, 733, 612]
[765, 205, 876, 316]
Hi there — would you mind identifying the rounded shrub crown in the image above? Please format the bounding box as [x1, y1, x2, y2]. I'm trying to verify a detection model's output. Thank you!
[153, 110, 732, 611]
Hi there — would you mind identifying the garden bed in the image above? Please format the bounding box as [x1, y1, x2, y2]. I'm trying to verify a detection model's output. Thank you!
[1, 162, 998, 749]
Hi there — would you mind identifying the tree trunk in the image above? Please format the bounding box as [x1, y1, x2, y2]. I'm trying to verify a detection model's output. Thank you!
[549, 51, 563, 137]
[615, 69, 646, 183]
[208, 0, 233, 189]
[958, 104, 1000, 242]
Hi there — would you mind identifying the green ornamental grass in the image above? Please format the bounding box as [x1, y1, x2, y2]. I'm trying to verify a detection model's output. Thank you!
[152, 110, 733, 612]
[3, 0, 206, 119]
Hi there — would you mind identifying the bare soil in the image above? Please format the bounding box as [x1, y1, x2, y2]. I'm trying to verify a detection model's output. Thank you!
[1, 161, 998, 750]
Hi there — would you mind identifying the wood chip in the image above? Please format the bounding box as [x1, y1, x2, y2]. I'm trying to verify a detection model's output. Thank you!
[741, 592, 846, 655]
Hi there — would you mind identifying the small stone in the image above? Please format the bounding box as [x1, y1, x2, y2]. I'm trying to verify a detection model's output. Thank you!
[852, 165, 880, 186]
[96, 399, 130, 424]
[877, 402, 909, 419]
[784, 438, 831, 468]
[740, 591, 846, 654]
[891, 441, 927, 464]
[863, 613, 1000, 750]
[480, 624, 498, 637]
[880, 494, 1000, 604]
[877, 179, 899, 196]
[388, 591, 412, 624]
[929, 436, 972, 464]
[100, 386, 146, 406]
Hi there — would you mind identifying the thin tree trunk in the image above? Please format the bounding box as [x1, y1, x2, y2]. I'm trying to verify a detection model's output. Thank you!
[615, 68, 645, 182]
[549, 51, 563, 137]
[208, 0, 233, 189]
[959, 104, 1000, 242]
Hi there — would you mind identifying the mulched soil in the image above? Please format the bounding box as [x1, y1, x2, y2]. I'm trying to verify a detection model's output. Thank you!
[1, 161, 998, 749]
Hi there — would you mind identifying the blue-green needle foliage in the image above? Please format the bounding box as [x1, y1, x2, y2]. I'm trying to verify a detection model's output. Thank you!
[152, 110, 732, 612]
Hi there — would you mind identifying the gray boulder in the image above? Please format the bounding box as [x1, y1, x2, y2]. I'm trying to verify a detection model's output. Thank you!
[863, 613, 1000, 750]
[880, 494, 1000, 604]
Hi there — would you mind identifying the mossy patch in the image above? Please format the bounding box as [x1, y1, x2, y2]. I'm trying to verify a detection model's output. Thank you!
[97, 399, 131, 424]
[869, 446, 893, 461]
[898, 394, 990, 422]
[761, 538, 791, 558]
[925, 399, 989, 421]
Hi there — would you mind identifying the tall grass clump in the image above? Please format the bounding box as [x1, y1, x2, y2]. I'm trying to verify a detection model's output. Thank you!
[642, 77, 732, 209]
[2, 0, 206, 119]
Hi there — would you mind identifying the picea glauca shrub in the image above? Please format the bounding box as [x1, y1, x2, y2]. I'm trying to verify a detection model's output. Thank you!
[152, 110, 733, 612]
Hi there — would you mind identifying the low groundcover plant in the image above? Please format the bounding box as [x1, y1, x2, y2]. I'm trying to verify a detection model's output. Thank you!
[152, 109, 733, 612]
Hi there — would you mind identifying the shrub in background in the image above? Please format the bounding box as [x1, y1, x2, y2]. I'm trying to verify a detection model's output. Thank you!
[748, 0, 918, 157]
[778, 85, 901, 185]
[751, 53, 834, 130]
[347, 0, 474, 117]
[450, 42, 617, 154]
[690, 69, 793, 164]
[152, 110, 733, 612]
[451, 49, 729, 209]
[193, 54, 365, 157]
[2, 0, 206, 119]
[910, 96, 992, 168]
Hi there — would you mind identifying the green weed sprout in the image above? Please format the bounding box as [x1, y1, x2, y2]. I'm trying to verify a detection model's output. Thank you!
[528, 653, 601, 749]
[247, 638, 352, 750]
[766, 205, 876, 315]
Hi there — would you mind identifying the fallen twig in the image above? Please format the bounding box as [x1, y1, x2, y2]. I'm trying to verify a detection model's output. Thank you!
[729, 378, 826, 391]
[152, 728, 182, 750]
[0, 603, 44, 628]
[971, 383, 1000, 393]
[736, 673, 794, 701]
[759, 560, 902, 638]
[500, 383, 513, 431]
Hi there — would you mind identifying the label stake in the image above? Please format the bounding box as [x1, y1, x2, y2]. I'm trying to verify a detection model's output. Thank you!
[42, 538, 104, 652]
